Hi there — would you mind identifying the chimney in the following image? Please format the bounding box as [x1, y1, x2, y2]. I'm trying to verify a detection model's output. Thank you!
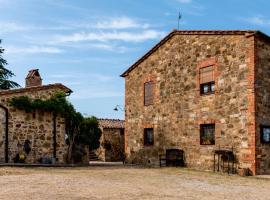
[25, 69, 42, 87]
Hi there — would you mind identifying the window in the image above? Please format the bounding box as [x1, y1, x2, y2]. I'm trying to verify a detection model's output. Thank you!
[200, 124, 215, 145]
[120, 129, 124, 135]
[144, 81, 154, 106]
[144, 128, 154, 146]
[200, 66, 215, 95]
[261, 125, 270, 144]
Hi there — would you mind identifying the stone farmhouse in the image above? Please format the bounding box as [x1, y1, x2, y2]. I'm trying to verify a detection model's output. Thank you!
[94, 119, 125, 162]
[0, 69, 71, 164]
[121, 30, 270, 175]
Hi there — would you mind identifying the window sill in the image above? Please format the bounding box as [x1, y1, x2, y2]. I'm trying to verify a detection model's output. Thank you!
[200, 143, 215, 146]
[144, 104, 154, 107]
[200, 92, 215, 96]
[144, 144, 154, 147]
[261, 142, 270, 144]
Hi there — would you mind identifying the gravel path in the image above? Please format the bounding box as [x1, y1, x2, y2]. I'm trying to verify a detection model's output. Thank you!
[0, 167, 269, 200]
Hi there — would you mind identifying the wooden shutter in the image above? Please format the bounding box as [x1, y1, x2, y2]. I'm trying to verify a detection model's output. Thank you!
[144, 81, 154, 106]
[200, 66, 214, 84]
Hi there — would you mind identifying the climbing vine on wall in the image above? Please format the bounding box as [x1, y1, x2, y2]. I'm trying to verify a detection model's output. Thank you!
[9, 92, 102, 163]
[9, 92, 76, 116]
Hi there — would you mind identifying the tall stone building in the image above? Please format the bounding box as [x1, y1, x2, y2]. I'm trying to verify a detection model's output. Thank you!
[121, 30, 270, 175]
[0, 69, 72, 164]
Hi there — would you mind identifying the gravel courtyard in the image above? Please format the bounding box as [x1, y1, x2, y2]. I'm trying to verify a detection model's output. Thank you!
[0, 166, 269, 200]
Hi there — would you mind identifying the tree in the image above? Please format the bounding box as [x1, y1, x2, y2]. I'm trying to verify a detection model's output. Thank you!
[78, 117, 102, 151]
[0, 40, 20, 89]
[66, 116, 102, 164]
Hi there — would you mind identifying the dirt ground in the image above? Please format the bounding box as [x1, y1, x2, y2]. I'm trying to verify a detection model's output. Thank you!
[0, 166, 269, 200]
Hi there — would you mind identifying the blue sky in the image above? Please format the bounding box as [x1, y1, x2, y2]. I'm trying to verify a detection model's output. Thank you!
[0, 0, 269, 119]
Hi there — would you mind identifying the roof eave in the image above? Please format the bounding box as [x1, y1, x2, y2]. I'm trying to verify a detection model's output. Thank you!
[120, 29, 268, 78]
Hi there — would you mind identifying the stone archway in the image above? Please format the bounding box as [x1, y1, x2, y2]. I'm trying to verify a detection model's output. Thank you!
[0, 104, 8, 163]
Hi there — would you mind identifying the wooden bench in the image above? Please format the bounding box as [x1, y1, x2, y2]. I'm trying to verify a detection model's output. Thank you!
[159, 149, 184, 167]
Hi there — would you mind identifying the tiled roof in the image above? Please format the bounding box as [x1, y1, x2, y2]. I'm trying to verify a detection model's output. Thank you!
[98, 118, 125, 129]
[0, 83, 72, 96]
[120, 30, 270, 77]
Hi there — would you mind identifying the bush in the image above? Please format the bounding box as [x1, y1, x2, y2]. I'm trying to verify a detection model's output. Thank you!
[78, 116, 102, 151]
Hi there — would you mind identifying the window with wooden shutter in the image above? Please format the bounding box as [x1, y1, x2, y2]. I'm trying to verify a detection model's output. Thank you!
[144, 81, 154, 106]
[199, 65, 215, 95]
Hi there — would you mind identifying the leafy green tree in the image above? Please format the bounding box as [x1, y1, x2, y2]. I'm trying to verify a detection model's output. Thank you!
[78, 117, 102, 151]
[69, 116, 102, 163]
[0, 40, 20, 89]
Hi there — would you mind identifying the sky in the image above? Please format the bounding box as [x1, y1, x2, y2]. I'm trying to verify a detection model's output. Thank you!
[0, 0, 269, 119]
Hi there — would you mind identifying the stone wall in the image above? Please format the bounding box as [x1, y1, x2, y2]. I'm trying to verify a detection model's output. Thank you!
[255, 36, 270, 174]
[0, 87, 68, 164]
[125, 33, 256, 172]
[97, 128, 124, 162]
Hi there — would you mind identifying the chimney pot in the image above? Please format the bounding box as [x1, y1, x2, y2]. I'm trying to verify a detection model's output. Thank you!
[25, 69, 42, 87]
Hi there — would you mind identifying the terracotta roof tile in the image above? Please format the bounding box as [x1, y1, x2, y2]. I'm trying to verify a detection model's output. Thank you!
[98, 118, 125, 129]
[0, 83, 72, 96]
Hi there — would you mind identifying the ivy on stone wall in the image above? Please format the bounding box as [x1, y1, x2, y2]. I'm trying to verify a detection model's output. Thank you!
[9, 92, 102, 163]
[9, 92, 76, 116]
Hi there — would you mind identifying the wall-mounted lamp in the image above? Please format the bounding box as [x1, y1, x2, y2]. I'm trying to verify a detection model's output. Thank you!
[113, 105, 124, 112]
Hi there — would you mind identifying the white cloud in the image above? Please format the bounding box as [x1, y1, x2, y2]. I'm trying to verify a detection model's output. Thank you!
[59, 42, 129, 53]
[95, 17, 149, 29]
[0, 22, 28, 34]
[245, 16, 270, 26]
[49, 72, 115, 82]
[54, 30, 165, 43]
[176, 0, 192, 3]
[49, 74, 78, 79]
[71, 90, 124, 99]
[6, 46, 63, 54]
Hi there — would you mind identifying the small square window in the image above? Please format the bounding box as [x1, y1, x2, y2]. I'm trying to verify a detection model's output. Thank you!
[200, 124, 215, 145]
[200, 82, 215, 95]
[261, 125, 270, 144]
[144, 128, 154, 146]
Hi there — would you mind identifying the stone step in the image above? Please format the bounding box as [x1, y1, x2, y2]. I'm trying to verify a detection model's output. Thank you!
[89, 151, 99, 161]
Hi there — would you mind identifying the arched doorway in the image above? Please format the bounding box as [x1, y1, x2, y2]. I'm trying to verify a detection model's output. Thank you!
[0, 104, 8, 163]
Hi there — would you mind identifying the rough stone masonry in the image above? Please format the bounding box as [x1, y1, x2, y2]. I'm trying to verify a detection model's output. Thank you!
[122, 30, 270, 175]
[0, 69, 71, 164]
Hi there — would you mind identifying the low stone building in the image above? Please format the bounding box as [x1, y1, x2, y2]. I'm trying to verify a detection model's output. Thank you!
[0, 69, 72, 164]
[95, 119, 125, 162]
[121, 30, 270, 175]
